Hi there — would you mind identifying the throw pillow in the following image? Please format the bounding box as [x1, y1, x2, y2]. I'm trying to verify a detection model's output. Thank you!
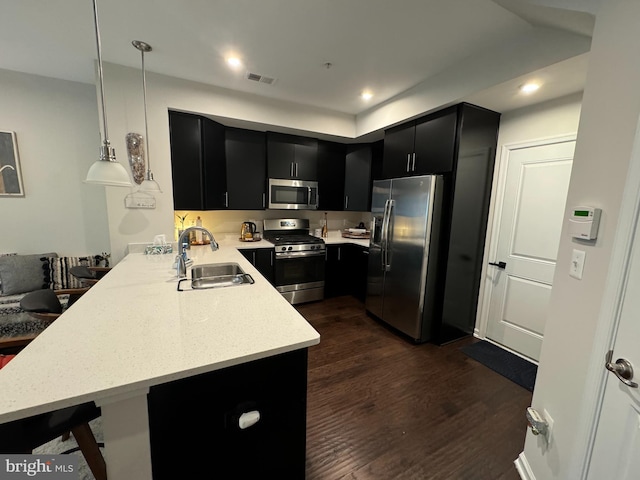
[45, 256, 96, 291]
[0, 253, 17, 294]
[0, 253, 57, 295]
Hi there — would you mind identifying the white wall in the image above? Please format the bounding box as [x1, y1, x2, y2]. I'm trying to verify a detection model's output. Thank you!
[523, 1, 640, 477]
[476, 92, 582, 337]
[0, 68, 110, 256]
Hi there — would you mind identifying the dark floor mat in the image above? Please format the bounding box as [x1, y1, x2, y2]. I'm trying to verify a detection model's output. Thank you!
[460, 340, 537, 392]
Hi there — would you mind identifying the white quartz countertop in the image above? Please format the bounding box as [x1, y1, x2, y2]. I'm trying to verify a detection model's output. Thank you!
[0, 239, 321, 423]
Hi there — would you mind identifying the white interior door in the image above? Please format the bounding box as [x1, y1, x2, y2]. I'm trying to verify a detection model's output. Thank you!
[587, 224, 640, 479]
[485, 138, 575, 361]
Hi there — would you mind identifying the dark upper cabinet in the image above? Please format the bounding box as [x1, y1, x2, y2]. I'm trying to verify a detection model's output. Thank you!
[371, 140, 384, 181]
[169, 111, 227, 210]
[344, 144, 372, 211]
[267, 132, 318, 180]
[317, 140, 346, 211]
[202, 117, 228, 209]
[413, 109, 457, 174]
[383, 123, 416, 178]
[225, 128, 266, 210]
[382, 107, 457, 178]
[169, 111, 206, 210]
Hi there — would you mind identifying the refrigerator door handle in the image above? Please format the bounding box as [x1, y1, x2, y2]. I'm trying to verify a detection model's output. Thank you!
[385, 199, 395, 271]
[380, 199, 391, 271]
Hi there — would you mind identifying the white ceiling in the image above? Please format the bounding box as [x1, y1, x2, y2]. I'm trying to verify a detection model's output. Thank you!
[0, 0, 592, 117]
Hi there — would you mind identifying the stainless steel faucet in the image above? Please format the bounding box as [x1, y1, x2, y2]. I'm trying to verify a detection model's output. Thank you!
[175, 226, 219, 278]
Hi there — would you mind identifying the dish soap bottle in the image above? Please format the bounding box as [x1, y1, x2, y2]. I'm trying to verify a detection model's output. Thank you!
[322, 212, 328, 238]
[195, 216, 203, 244]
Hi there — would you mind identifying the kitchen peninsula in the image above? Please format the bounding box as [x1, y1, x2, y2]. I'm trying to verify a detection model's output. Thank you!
[0, 240, 320, 479]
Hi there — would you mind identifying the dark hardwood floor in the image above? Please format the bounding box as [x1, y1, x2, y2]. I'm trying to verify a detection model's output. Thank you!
[296, 296, 532, 480]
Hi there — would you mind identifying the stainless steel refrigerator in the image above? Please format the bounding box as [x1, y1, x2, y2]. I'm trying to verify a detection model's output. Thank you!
[365, 175, 445, 343]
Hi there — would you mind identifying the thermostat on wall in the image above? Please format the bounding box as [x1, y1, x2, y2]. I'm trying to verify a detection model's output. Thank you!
[569, 206, 601, 240]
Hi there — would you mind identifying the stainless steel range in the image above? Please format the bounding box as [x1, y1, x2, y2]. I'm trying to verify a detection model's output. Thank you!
[263, 218, 325, 305]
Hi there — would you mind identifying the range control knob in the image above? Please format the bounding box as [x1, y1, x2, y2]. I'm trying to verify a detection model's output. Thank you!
[288, 246, 293, 251]
[281, 247, 286, 251]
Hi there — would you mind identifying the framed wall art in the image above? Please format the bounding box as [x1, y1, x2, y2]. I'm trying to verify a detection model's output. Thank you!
[0, 131, 24, 197]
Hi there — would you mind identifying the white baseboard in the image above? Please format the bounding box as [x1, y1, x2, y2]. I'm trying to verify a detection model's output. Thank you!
[514, 452, 536, 480]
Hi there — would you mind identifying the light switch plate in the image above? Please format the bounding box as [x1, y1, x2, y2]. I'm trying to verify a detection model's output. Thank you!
[570, 249, 586, 279]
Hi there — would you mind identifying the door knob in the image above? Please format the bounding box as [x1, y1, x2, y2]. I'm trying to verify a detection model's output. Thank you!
[526, 407, 548, 437]
[489, 261, 507, 269]
[605, 350, 638, 388]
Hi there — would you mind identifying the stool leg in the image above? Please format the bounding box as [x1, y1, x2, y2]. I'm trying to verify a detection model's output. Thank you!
[71, 423, 107, 480]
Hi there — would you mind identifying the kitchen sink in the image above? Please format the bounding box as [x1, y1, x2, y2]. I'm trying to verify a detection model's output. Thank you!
[178, 262, 254, 291]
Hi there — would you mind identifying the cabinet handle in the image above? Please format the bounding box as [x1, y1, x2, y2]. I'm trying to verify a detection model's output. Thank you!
[262, 192, 266, 208]
[412, 153, 416, 171]
[224, 192, 229, 207]
[252, 251, 256, 265]
[295, 162, 298, 177]
[406, 153, 411, 172]
[344, 195, 349, 210]
[338, 247, 341, 261]
[290, 162, 294, 177]
[270, 250, 273, 266]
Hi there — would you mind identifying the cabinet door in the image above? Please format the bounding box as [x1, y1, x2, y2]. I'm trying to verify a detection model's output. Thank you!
[266, 132, 318, 180]
[169, 111, 205, 210]
[317, 140, 346, 211]
[266, 132, 295, 179]
[347, 245, 369, 302]
[344, 144, 372, 211]
[413, 109, 457, 174]
[324, 244, 348, 298]
[202, 117, 228, 209]
[255, 249, 274, 284]
[294, 137, 318, 180]
[382, 123, 415, 178]
[148, 349, 308, 479]
[226, 128, 266, 210]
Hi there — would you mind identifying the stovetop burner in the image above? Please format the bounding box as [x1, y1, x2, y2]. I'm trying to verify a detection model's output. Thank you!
[262, 218, 325, 252]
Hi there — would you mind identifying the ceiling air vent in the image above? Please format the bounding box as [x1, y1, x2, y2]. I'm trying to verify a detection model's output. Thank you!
[245, 72, 277, 85]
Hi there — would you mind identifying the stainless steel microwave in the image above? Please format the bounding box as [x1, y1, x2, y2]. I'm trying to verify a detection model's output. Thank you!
[268, 178, 318, 210]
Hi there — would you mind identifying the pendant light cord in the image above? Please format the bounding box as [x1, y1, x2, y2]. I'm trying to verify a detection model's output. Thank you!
[141, 48, 151, 175]
[92, 0, 109, 143]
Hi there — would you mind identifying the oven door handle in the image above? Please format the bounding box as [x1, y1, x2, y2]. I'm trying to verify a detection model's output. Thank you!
[276, 250, 326, 258]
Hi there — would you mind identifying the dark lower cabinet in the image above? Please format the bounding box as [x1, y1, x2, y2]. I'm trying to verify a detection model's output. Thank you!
[349, 245, 369, 303]
[240, 248, 274, 284]
[148, 348, 308, 479]
[325, 244, 369, 301]
[325, 244, 348, 298]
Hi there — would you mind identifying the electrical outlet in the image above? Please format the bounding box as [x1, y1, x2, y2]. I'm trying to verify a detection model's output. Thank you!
[569, 249, 586, 279]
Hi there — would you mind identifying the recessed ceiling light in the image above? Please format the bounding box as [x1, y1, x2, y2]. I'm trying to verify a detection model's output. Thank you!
[520, 83, 540, 94]
[226, 57, 242, 68]
[361, 91, 373, 100]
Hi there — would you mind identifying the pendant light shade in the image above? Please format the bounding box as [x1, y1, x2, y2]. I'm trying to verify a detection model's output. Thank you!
[84, 0, 132, 187]
[133, 40, 162, 193]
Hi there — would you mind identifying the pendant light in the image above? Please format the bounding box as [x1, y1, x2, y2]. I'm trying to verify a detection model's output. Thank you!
[84, 0, 132, 187]
[132, 40, 162, 193]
